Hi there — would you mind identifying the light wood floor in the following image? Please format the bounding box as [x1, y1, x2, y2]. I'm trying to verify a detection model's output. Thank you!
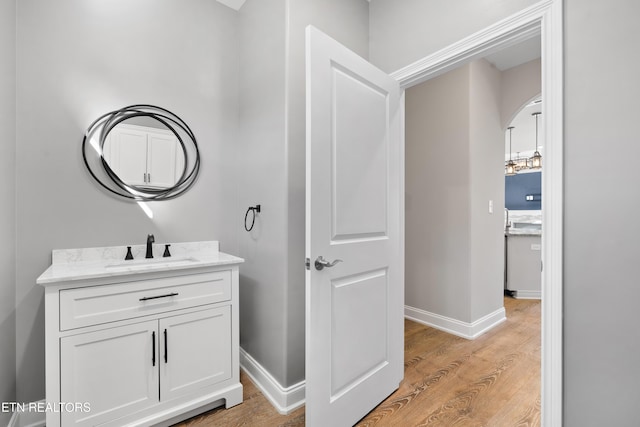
[174, 297, 540, 427]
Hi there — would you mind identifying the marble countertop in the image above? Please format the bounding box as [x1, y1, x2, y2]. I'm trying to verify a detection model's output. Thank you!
[37, 241, 244, 285]
[505, 210, 542, 236]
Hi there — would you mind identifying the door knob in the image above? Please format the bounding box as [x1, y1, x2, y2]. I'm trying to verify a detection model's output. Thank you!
[314, 256, 343, 271]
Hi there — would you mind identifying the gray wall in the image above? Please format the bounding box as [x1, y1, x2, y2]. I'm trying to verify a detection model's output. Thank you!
[405, 65, 471, 321]
[564, 0, 640, 425]
[405, 59, 503, 324]
[468, 59, 504, 321]
[15, 0, 240, 402]
[11, 0, 368, 403]
[238, 0, 289, 386]
[238, 0, 369, 388]
[13, 2, 638, 423]
[369, 0, 539, 73]
[373, 0, 640, 424]
[285, 0, 369, 386]
[0, 0, 16, 423]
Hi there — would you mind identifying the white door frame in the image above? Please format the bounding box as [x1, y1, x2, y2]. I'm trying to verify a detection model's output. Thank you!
[390, 1, 563, 426]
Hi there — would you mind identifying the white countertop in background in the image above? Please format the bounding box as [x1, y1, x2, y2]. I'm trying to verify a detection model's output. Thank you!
[506, 229, 542, 236]
[506, 210, 542, 236]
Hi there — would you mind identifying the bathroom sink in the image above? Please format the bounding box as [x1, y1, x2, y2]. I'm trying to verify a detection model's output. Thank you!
[105, 257, 200, 268]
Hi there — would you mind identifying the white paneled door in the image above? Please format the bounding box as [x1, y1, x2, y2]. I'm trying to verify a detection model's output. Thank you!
[305, 26, 404, 427]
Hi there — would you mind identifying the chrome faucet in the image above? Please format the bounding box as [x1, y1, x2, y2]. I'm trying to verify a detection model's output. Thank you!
[145, 234, 155, 259]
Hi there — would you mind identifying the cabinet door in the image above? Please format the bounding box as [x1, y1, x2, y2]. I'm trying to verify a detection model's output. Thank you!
[147, 131, 179, 188]
[60, 321, 159, 427]
[160, 307, 231, 401]
[506, 236, 542, 292]
[107, 127, 149, 186]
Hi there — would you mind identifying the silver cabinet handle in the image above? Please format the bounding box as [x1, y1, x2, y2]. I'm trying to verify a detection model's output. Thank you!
[314, 256, 343, 271]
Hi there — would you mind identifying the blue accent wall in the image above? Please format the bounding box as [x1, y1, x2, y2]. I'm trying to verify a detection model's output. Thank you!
[505, 171, 541, 210]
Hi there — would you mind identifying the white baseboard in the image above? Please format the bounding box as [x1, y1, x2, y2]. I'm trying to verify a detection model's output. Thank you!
[239, 347, 305, 414]
[512, 290, 541, 299]
[7, 400, 46, 427]
[405, 305, 506, 339]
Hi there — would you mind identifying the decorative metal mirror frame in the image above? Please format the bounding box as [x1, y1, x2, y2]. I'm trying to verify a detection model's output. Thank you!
[82, 104, 200, 201]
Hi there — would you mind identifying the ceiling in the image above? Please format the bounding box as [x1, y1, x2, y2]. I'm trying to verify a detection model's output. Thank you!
[217, 0, 370, 11]
[216, 0, 246, 11]
[485, 37, 541, 71]
[490, 36, 542, 157]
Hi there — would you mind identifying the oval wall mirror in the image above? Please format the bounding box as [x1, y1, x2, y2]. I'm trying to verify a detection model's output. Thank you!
[82, 105, 200, 200]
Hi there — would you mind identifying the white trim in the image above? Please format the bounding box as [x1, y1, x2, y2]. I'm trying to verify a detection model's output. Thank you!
[7, 400, 46, 427]
[390, 1, 563, 425]
[390, 0, 550, 88]
[512, 290, 542, 300]
[405, 306, 506, 340]
[239, 347, 305, 415]
[540, 1, 564, 425]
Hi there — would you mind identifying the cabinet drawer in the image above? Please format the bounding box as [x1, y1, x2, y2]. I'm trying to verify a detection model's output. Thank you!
[60, 270, 231, 331]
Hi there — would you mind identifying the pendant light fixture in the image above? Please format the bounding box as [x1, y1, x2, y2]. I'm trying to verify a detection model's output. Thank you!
[515, 152, 528, 171]
[530, 112, 542, 169]
[505, 126, 517, 175]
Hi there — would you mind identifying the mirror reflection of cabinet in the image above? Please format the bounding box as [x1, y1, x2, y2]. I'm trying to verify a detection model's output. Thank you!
[83, 105, 200, 200]
[104, 124, 184, 189]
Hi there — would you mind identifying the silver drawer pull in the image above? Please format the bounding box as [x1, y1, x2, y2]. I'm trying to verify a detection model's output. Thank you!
[139, 292, 178, 301]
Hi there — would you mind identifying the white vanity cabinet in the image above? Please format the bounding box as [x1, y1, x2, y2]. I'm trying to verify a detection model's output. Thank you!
[38, 242, 243, 427]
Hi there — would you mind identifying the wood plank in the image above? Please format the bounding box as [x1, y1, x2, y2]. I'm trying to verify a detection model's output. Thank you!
[173, 297, 540, 426]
